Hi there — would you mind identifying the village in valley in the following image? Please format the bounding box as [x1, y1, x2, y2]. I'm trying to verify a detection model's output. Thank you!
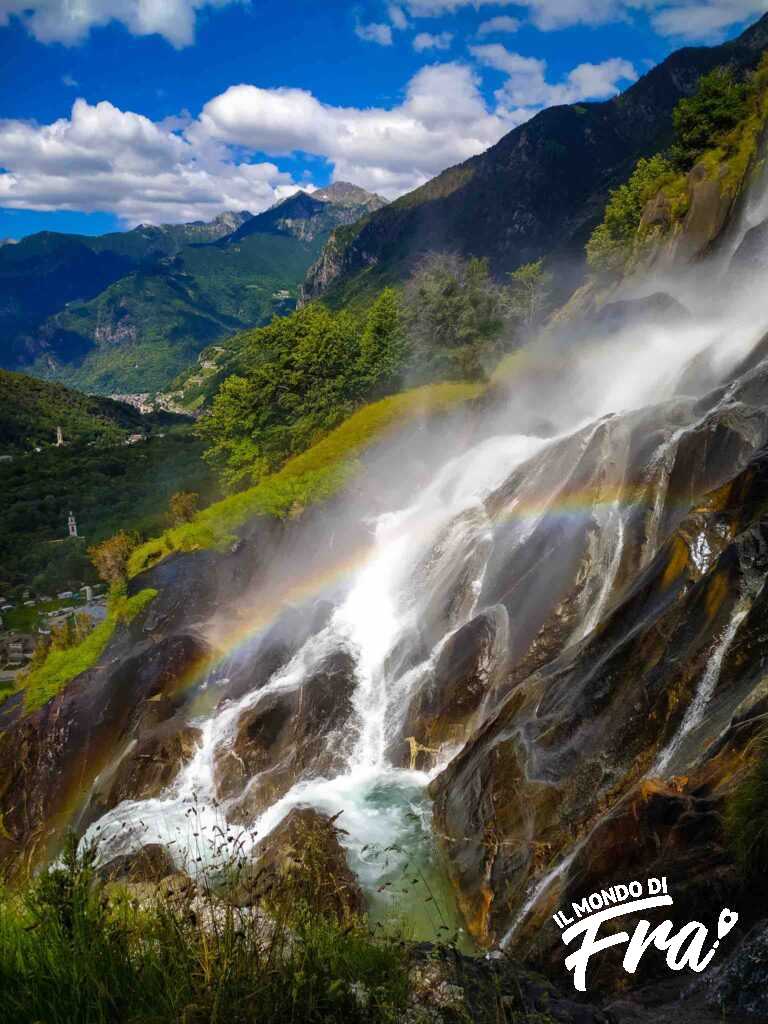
[0, 505, 108, 691]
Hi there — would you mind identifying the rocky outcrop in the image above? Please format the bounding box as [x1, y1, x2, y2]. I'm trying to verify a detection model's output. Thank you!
[430, 401, 768, 981]
[97, 842, 177, 884]
[214, 650, 357, 818]
[228, 807, 365, 924]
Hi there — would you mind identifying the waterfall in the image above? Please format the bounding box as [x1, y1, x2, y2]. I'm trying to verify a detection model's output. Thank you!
[79, 152, 768, 943]
[653, 596, 751, 777]
[499, 847, 581, 949]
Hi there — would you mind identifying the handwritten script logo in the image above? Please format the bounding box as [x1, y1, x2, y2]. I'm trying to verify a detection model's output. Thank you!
[553, 877, 738, 992]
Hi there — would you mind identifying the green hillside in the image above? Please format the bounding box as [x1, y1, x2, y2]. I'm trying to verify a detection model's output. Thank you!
[0, 188, 384, 396]
[0, 370, 174, 454]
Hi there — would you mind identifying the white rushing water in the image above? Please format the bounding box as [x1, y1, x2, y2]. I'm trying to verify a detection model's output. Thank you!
[653, 596, 751, 777]
[80, 168, 768, 941]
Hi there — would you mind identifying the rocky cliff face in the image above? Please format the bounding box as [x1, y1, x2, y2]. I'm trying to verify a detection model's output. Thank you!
[302, 15, 768, 308]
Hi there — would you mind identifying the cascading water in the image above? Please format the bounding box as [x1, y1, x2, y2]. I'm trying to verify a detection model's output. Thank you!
[653, 595, 751, 777]
[81, 157, 768, 947]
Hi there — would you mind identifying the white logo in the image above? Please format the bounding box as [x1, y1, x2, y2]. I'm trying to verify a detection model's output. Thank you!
[553, 877, 739, 992]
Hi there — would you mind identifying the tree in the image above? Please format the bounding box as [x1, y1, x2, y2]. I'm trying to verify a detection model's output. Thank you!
[402, 253, 507, 382]
[168, 490, 200, 526]
[88, 531, 136, 585]
[200, 301, 407, 491]
[672, 67, 748, 171]
[505, 259, 552, 330]
[586, 154, 675, 274]
[358, 288, 407, 392]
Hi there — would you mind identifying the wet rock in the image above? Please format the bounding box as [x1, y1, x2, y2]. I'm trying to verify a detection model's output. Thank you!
[526, 780, 741, 991]
[93, 720, 202, 810]
[220, 599, 335, 705]
[214, 650, 356, 817]
[432, 440, 768, 956]
[97, 843, 176, 884]
[227, 807, 365, 925]
[397, 608, 506, 768]
[0, 632, 211, 876]
[709, 919, 768, 1017]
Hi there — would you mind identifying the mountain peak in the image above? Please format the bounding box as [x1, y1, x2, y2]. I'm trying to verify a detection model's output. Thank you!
[312, 182, 387, 209]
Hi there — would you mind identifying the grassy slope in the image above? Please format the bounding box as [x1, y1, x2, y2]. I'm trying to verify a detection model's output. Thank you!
[20, 587, 158, 713]
[128, 382, 482, 577]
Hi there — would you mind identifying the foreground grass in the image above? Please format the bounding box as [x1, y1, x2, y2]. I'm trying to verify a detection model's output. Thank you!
[128, 382, 482, 577]
[19, 587, 157, 713]
[0, 838, 409, 1024]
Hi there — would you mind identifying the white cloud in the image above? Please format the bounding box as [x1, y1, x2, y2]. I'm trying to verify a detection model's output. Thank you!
[61, 73, 78, 87]
[405, 0, 516, 14]
[0, 46, 645, 227]
[402, 0, 767, 39]
[195, 63, 521, 197]
[471, 43, 637, 108]
[0, 0, 238, 47]
[0, 98, 299, 225]
[515, 0, 628, 30]
[647, 1, 768, 40]
[477, 15, 522, 34]
[412, 30, 453, 49]
[387, 3, 409, 29]
[355, 21, 393, 45]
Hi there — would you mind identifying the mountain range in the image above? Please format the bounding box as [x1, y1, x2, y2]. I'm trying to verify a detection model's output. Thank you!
[303, 13, 768, 308]
[0, 183, 384, 395]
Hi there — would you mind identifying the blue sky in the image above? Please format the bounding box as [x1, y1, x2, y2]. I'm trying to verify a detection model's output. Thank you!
[0, 0, 766, 239]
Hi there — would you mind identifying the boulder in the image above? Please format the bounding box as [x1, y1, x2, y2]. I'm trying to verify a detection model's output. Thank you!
[227, 807, 365, 925]
[214, 650, 356, 818]
[396, 608, 506, 768]
[95, 720, 202, 811]
[97, 842, 177, 884]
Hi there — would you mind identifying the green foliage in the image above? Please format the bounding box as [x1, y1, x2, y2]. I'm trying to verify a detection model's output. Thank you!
[41, 232, 317, 395]
[505, 259, 552, 330]
[129, 382, 481, 577]
[0, 834, 409, 1024]
[587, 59, 768, 276]
[586, 155, 677, 273]
[671, 67, 749, 171]
[402, 253, 507, 382]
[727, 732, 768, 894]
[0, 427, 218, 592]
[19, 586, 157, 713]
[200, 300, 406, 491]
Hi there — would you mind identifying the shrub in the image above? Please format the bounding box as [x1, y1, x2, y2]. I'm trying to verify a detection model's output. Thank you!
[586, 155, 677, 273]
[671, 66, 749, 171]
[727, 731, 768, 895]
[402, 253, 508, 382]
[88, 531, 138, 585]
[168, 490, 200, 526]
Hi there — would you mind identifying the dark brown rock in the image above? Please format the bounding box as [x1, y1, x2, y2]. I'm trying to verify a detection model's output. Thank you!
[214, 651, 356, 817]
[228, 807, 365, 924]
[97, 842, 176, 884]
